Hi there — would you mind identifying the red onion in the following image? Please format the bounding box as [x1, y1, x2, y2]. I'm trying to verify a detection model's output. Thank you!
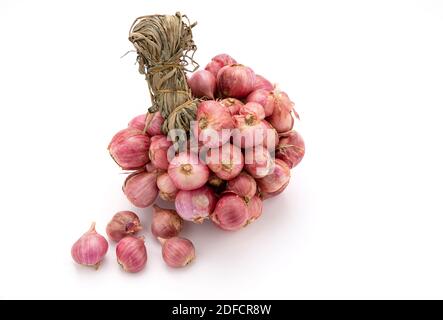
[188, 70, 216, 99]
[106, 211, 142, 242]
[257, 159, 290, 195]
[128, 114, 146, 131]
[232, 115, 267, 149]
[260, 180, 290, 199]
[175, 186, 217, 223]
[226, 172, 257, 201]
[239, 102, 265, 121]
[123, 170, 158, 208]
[253, 75, 273, 91]
[247, 195, 263, 223]
[193, 100, 234, 148]
[145, 112, 164, 136]
[116, 236, 147, 273]
[149, 135, 173, 170]
[276, 131, 305, 168]
[168, 152, 209, 191]
[206, 144, 244, 180]
[71, 223, 108, 269]
[262, 119, 279, 151]
[244, 145, 275, 178]
[219, 97, 243, 116]
[268, 108, 294, 133]
[151, 205, 183, 242]
[162, 237, 195, 268]
[156, 172, 178, 201]
[211, 192, 249, 231]
[205, 53, 237, 78]
[108, 128, 150, 170]
[217, 64, 256, 98]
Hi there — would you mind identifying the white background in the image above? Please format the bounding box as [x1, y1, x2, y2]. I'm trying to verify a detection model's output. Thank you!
[0, 0, 442, 300]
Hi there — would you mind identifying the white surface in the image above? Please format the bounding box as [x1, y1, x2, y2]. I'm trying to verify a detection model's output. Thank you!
[0, 0, 443, 300]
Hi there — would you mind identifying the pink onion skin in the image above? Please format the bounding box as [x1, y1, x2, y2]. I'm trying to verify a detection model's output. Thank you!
[253, 75, 273, 91]
[162, 237, 196, 268]
[205, 54, 237, 78]
[257, 159, 291, 195]
[262, 119, 279, 151]
[219, 98, 243, 116]
[108, 128, 150, 170]
[168, 152, 210, 191]
[217, 65, 256, 98]
[211, 192, 249, 231]
[149, 135, 173, 170]
[247, 195, 263, 223]
[232, 115, 267, 149]
[260, 180, 290, 200]
[206, 144, 244, 180]
[123, 170, 159, 208]
[175, 186, 217, 223]
[240, 102, 266, 121]
[151, 205, 183, 242]
[268, 108, 294, 133]
[145, 112, 165, 136]
[244, 145, 275, 179]
[156, 172, 178, 201]
[246, 89, 275, 117]
[128, 114, 146, 131]
[116, 236, 147, 273]
[193, 100, 234, 148]
[276, 131, 305, 168]
[226, 172, 257, 201]
[106, 211, 142, 242]
[188, 70, 216, 99]
[71, 223, 108, 268]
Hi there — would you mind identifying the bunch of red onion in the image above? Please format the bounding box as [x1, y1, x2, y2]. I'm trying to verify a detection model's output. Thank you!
[74, 54, 305, 273]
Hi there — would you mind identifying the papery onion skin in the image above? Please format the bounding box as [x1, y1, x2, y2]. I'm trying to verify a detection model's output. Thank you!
[219, 98, 243, 116]
[244, 145, 275, 179]
[239, 102, 266, 121]
[116, 236, 147, 273]
[108, 128, 150, 170]
[151, 205, 183, 242]
[188, 70, 216, 99]
[205, 54, 237, 78]
[156, 172, 178, 201]
[162, 237, 196, 268]
[145, 112, 165, 136]
[175, 186, 217, 223]
[149, 135, 173, 170]
[71, 223, 108, 269]
[257, 159, 291, 194]
[247, 195, 263, 223]
[226, 172, 257, 201]
[123, 170, 159, 208]
[211, 192, 249, 231]
[106, 211, 142, 242]
[217, 64, 256, 98]
[232, 115, 267, 149]
[128, 114, 146, 131]
[206, 144, 244, 180]
[268, 108, 294, 133]
[253, 75, 273, 91]
[276, 131, 305, 168]
[246, 89, 275, 117]
[168, 152, 210, 191]
[262, 119, 279, 151]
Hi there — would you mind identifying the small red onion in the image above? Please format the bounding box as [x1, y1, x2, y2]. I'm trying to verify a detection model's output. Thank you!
[217, 64, 256, 98]
[244, 145, 275, 178]
[156, 172, 178, 201]
[239, 102, 265, 121]
[232, 115, 267, 149]
[123, 170, 159, 208]
[206, 144, 244, 180]
[246, 89, 275, 117]
[260, 180, 290, 200]
[106, 211, 142, 242]
[145, 112, 164, 136]
[175, 185, 217, 223]
[257, 159, 290, 195]
[168, 152, 209, 191]
[226, 172, 257, 201]
[253, 75, 273, 91]
[71, 223, 108, 269]
[268, 108, 294, 133]
[262, 119, 279, 151]
[247, 195, 263, 223]
[193, 100, 234, 148]
[128, 114, 146, 131]
[116, 236, 147, 273]
[211, 192, 249, 231]
[149, 135, 173, 170]
[108, 128, 150, 170]
[151, 205, 183, 242]
[162, 237, 196, 268]
[188, 70, 216, 99]
[219, 97, 243, 116]
[205, 54, 237, 78]
[276, 131, 305, 168]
